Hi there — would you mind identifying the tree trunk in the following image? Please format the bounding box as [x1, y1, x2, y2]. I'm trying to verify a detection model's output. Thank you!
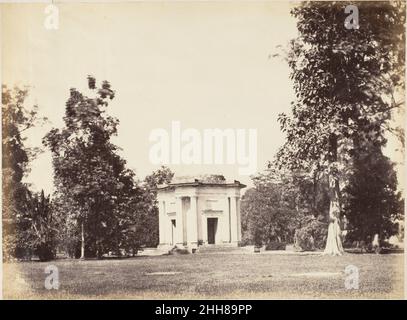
[324, 135, 344, 256]
[80, 221, 85, 259]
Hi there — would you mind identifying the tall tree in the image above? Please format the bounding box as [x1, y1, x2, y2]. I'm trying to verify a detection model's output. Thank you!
[2, 85, 43, 260]
[44, 76, 135, 258]
[277, 2, 405, 255]
[343, 146, 403, 245]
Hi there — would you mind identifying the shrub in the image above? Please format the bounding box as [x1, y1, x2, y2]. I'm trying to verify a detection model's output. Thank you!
[238, 240, 249, 247]
[294, 228, 315, 251]
[239, 235, 252, 247]
[294, 216, 327, 251]
[2, 234, 18, 262]
[168, 246, 190, 255]
[36, 243, 56, 261]
[265, 241, 286, 251]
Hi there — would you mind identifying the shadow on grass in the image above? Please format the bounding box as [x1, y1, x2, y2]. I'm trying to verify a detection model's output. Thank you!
[345, 248, 404, 255]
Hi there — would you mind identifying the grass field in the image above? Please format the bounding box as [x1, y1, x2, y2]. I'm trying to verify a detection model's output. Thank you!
[3, 251, 404, 299]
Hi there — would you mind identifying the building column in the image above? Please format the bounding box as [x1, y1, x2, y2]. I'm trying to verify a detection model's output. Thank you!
[230, 196, 238, 244]
[197, 196, 202, 243]
[187, 196, 198, 246]
[182, 198, 188, 245]
[202, 214, 208, 244]
[158, 201, 166, 245]
[175, 196, 184, 245]
[236, 197, 242, 242]
[221, 197, 230, 243]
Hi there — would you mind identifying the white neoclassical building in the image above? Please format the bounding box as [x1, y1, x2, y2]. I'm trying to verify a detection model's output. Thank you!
[157, 175, 246, 249]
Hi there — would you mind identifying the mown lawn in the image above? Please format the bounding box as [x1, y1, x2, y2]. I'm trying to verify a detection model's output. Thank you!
[3, 252, 404, 299]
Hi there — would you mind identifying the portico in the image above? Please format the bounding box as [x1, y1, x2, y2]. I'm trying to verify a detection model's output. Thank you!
[156, 175, 246, 249]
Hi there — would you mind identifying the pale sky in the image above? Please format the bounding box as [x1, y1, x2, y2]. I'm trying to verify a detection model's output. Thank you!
[1, 1, 403, 193]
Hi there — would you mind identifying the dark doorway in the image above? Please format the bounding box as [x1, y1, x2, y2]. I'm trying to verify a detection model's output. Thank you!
[171, 219, 176, 245]
[207, 218, 218, 244]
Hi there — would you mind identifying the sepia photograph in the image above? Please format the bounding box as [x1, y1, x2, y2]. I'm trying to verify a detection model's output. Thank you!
[0, 0, 405, 301]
